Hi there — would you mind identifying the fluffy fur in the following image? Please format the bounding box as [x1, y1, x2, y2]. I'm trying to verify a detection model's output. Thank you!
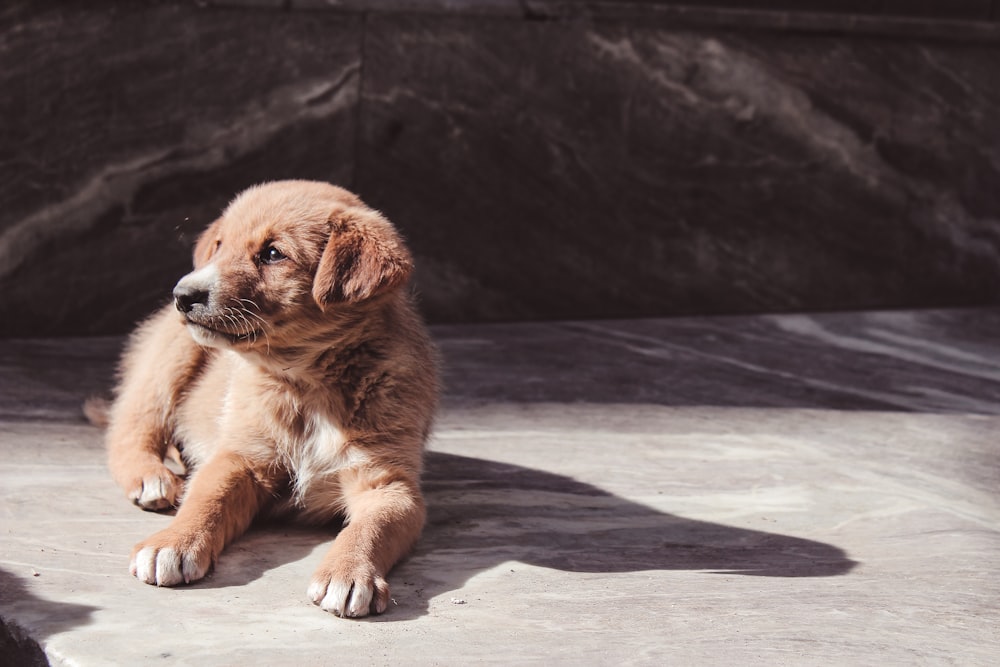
[104, 180, 438, 618]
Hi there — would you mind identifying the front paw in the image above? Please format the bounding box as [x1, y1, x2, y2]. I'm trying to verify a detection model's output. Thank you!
[121, 464, 183, 511]
[130, 530, 212, 587]
[308, 560, 390, 618]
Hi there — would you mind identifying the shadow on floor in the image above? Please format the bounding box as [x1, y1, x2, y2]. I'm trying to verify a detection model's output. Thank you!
[186, 452, 855, 619]
[0, 568, 98, 667]
[421, 452, 855, 576]
[376, 452, 857, 620]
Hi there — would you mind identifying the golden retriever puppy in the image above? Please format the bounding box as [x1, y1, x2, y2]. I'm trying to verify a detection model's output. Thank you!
[104, 180, 438, 618]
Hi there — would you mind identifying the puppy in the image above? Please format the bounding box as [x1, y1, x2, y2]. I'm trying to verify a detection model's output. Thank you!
[104, 180, 438, 618]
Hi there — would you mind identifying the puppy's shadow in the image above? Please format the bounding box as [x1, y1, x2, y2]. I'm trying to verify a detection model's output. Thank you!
[383, 452, 856, 620]
[192, 452, 856, 616]
[193, 524, 327, 590]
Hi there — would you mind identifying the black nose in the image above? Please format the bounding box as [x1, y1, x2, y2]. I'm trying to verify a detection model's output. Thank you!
[174, 284, 209, 314]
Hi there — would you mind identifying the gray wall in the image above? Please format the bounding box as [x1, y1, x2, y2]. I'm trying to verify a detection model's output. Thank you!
[2, 1, 999, 336]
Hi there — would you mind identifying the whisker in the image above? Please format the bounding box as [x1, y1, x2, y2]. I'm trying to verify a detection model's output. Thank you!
[237, 312, 255, 340]
[229, 299, 268, 329]
[239, 298, 262, 312]
[225, 298, 271, 353]
[231, 311, 249, 338]
[243, 310, 269, 330]
[221, 310, 241, 334]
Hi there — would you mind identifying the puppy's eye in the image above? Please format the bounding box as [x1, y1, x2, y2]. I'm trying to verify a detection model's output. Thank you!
[259, 246, 287, 265]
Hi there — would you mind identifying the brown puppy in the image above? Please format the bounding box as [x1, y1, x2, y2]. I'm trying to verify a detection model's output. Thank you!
[104, 180, 438, 618]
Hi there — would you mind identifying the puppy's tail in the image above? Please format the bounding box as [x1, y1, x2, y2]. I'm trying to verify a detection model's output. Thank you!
[83, 396, 111, 428]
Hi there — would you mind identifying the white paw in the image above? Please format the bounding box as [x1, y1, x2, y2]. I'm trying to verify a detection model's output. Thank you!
[128, 472, 181, 511]
[308, 576, 382, 618]
[130, 545, 208, 587]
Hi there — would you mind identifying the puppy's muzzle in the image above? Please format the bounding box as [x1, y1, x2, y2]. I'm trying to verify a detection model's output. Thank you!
[171, 266, 262, 346]
[174, 283, 208, 314]
[173, 266, 216, 315]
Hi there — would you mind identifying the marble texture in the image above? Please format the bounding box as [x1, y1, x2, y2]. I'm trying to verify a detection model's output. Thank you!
[357, 16, 1000, 323]
[3, 3, 1000, 336]
[261, 0, 1000, 24]
[1, 307, 999, 665]
[0, 2, 362, 336]
[433, 308, 1000, 414]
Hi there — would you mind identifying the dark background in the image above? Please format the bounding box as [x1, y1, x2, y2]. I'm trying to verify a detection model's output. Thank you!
[2, 0, 999, 336]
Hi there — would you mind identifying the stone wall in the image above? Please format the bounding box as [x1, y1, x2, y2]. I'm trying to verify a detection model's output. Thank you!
[2, 1, 999, 335]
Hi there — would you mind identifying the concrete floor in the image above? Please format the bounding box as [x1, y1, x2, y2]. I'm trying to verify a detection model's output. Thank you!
[1, 309, 999, 665]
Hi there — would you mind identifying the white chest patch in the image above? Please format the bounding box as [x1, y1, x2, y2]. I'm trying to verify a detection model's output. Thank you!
[281, 413, 366, 513]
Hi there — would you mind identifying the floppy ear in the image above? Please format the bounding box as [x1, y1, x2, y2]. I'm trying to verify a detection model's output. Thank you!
[312, 207, 413, 308]
[192, 218, 222, 269]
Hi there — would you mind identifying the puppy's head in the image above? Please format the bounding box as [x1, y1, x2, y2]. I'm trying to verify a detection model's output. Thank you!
[173, 180, 413, 351]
